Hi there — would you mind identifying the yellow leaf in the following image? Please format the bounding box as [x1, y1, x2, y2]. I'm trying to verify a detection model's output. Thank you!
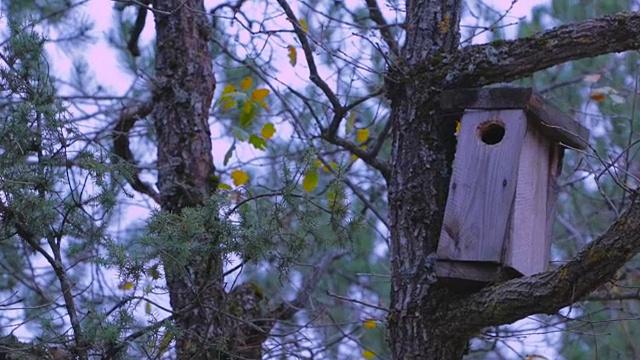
[145, 302, 152, 314]
[363, 349, 376, 359]
[222, 84, 236, 95]
[242, 100, 253, 114]
[261, 123, 276, 140]
[364, 319, 376, 329]
[455, 120, 461, 133]
[218, 183, 232, 190]
[240, 77, 253, 91]
[590, 91, 606, 102]
[302, 170, 318, 192]
[256, 99, 268, 111]
[299, 19, 308, 33]
[220, 95, 236, 110]
[350, 154, 358, 164]
[288, 45, 297, 67]
[356, 128, 369, 143]
[231, 169, 249, 187]
[252, 88, 270, 102]
[118, 281, 134, 291]
[157, 332, 173, 355]
[525, 356, 549, 360]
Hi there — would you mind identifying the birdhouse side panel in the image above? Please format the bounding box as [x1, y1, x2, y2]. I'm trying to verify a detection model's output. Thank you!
[504, 124, 552, 276]
[438, 110, 528, 263]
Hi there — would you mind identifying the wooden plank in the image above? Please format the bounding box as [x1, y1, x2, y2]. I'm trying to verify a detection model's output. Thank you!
[504, 123, 551, 276]
[437, 109, 527, 262]
[440, 87, 589, 150]
[435, 260, 501, 285]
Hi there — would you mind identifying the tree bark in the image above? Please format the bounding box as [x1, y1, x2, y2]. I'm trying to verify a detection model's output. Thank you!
[152, 0, 222, 358]
[387, 2, 640, 360]
[386, 1, 464, 358]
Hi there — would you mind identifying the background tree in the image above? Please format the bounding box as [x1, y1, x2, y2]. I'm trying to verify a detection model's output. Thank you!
[3, 0, 640, 359]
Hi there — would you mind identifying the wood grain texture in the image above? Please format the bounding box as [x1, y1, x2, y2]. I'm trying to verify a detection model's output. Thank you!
[438, 109, 527, 263]
[504, 123, 553, 276]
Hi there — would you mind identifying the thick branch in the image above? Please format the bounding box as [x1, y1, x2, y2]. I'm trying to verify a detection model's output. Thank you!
[415, 12, 640, 89]
[447, 195, 640, 336]
[113, 101, 160, 204]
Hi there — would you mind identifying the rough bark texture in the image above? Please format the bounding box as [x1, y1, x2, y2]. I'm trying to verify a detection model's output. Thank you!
[387, 3, 640, 360]
[386, 0, 465, 358]
[151, 0, 222, 358]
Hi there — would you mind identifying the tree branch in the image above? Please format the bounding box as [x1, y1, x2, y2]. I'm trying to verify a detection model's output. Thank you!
[415, 12, 640, 89]
[364, 0, 399, 56]
[270, 249, 350, 321]
[113, 101, 160, 204]
[447, 195, 640, 336]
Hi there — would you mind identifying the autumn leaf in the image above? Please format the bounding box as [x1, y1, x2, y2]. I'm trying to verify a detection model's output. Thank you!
[224, 142, 236, 166]
[356, 128, 369, 143]
[363, 349, 376, 359]
[288, 45, 297, 67]
[299, 19, 308, 33]
[589, 91, 606, 102]
[261, 122, 276, 140]
[252, 88, 269, 102]
[302, 170, 318, 192]
[118, 281, 134, 291]
[249, 134, 267, 150]
[222, 84, 236, 95]
[525, 355, 549, 360]
[240, 77, 253, 91]
[239, 105, 257, 127]
[350, 154, 358, 164]
[364, 319, 376, 329]
[218, 183, 232, 191]
[455, 120, 461, 133]
[346, 112, 356, 135]
[220, 97, 236, 110]
[157, 332, 173, 355]
[145, 302, 152, 314]
[231, 169, 249, 186]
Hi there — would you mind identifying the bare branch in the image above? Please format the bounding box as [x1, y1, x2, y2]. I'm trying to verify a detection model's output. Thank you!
[439, 12, 640, 88]
[113, 101, 160, 204]
[364, 0, 399, 56]
[126, 1, 149, 57]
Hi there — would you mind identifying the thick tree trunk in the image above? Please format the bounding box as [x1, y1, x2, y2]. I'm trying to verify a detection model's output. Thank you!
[151, 2, 274, 358]
[386, 0, 466, 358]
[151, 1, 223, 358]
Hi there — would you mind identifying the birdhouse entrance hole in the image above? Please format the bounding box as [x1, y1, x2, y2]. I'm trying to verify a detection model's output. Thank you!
[479, 121, 505, 145]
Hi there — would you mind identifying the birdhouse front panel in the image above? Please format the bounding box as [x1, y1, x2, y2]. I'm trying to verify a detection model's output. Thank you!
[437, 109, 528, 263]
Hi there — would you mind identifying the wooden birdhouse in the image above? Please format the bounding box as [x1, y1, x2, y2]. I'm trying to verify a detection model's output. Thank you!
[435, 87, 589, 288]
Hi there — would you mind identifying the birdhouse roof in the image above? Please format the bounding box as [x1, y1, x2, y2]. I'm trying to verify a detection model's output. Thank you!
[440, 87, 589, 149]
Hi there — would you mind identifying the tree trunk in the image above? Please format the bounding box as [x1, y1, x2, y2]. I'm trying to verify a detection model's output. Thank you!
[151, 2, 274, 358]
[387, 0, 465, 358]
[152, 0, 223, 358]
